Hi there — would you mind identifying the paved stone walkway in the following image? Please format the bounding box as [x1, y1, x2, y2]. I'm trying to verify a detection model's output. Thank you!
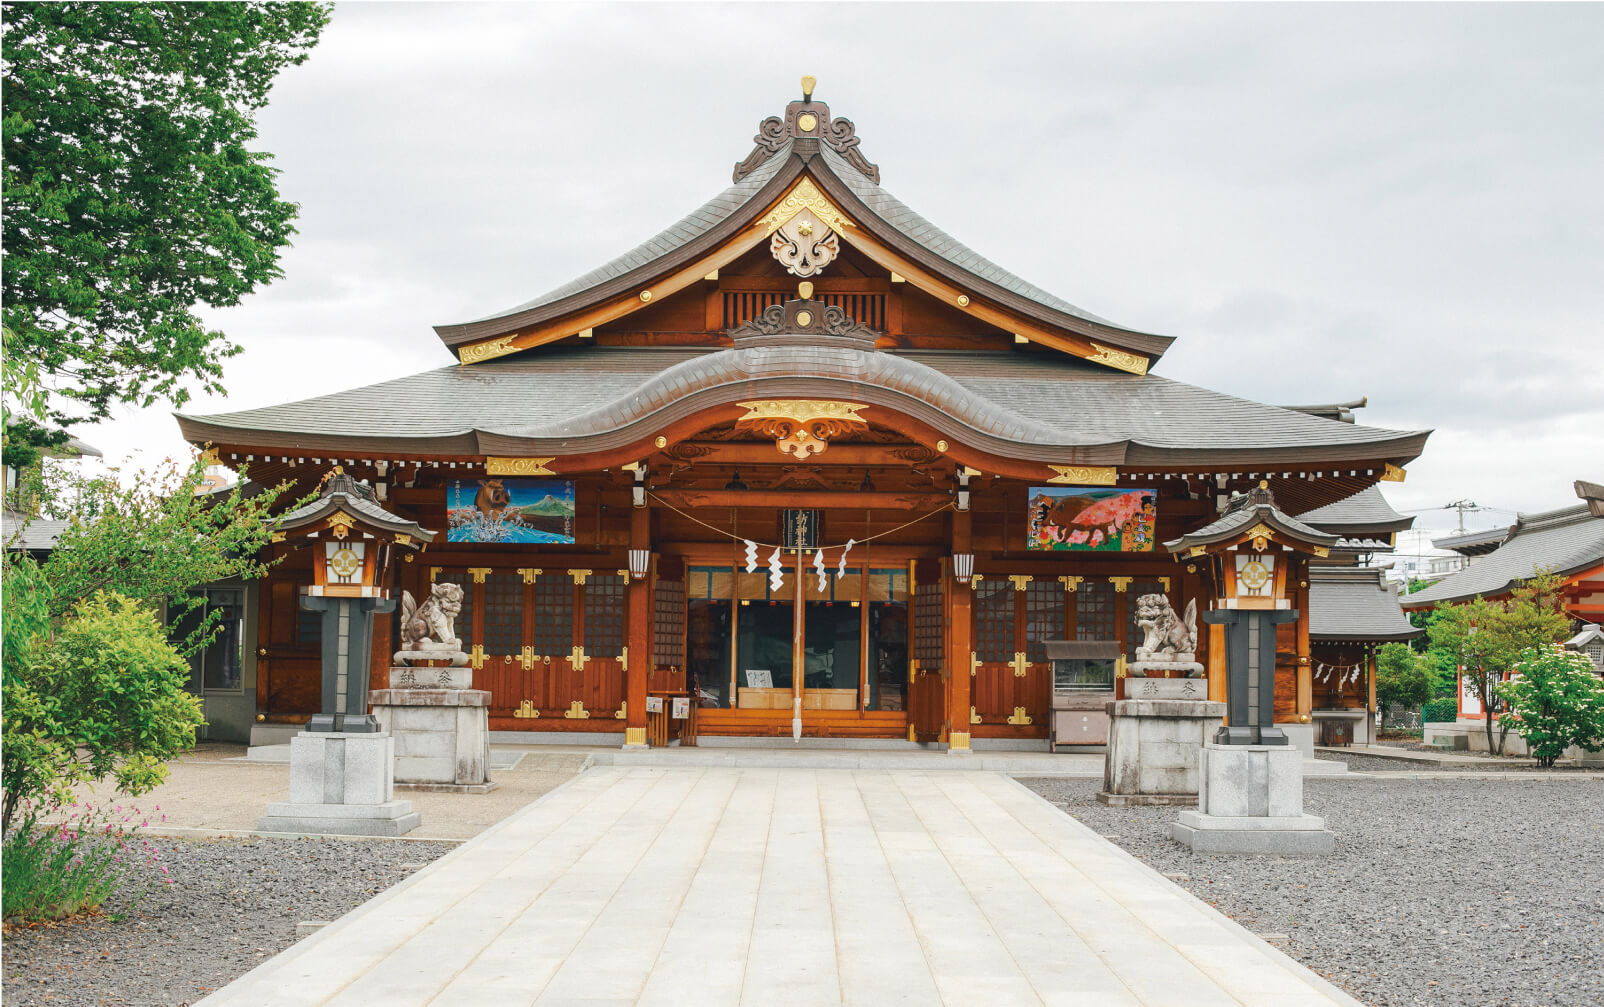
[200, 767, 1359, 1006]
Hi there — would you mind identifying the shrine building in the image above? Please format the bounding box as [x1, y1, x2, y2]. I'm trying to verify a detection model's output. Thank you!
[177, 81, 1431, 751]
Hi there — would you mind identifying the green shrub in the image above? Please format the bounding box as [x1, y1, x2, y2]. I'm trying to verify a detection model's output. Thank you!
[2, 800, 170, 921]
[1, 591, 204, 830]
[1422, 697, 1459, 724]
[1498, 647, 1604, 768]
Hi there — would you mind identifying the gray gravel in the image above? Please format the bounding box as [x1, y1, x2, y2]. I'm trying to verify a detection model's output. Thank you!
[2, 835, 455, 1006]
[1315, 752, 1579, 774]
[1019, 775, 1604, 1007]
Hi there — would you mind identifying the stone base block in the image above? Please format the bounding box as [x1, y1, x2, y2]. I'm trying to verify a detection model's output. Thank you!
[1096, 792, 1198, 807]
[1122, 677, 1209, 701]
[1168, 818, 1335, 855]
[288, 731, 396, 806]
[258, 799, 421, 837]
[1102, 699, 1226, 801]
[395, 781, 499, 794]
[372, 686, 491, 788]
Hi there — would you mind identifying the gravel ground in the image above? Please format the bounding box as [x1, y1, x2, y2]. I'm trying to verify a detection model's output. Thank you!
[1019, 775, 1604, 1007]
[2, 835, 455, 1006]
[1315, 752, 1587, 774]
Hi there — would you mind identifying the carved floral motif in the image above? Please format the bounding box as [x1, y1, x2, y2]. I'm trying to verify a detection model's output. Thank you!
[769, 208, 839, 277]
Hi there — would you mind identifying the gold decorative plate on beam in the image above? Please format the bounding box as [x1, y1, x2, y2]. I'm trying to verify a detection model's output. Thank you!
[1046, 465, 1118, 486]
[486, 457, 557, 476]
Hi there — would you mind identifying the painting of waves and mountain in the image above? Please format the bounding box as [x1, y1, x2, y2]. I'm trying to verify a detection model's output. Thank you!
[1027, 487, 1156, 552]
[447, 478, 576, 544]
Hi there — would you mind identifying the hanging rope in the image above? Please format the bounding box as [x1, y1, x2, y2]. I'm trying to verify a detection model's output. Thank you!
[645, 491, 955, 551]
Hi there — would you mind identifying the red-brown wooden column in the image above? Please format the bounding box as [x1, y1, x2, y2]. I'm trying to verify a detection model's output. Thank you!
[624, 504, 650, 747]
[948, 508, 973, 753]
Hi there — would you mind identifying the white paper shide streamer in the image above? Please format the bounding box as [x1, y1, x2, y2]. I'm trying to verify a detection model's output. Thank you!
[743, 539, 759, 573]
[768, 547, 785, 592]
[836, 539, 856, 578]
[813, 549, 827, 593]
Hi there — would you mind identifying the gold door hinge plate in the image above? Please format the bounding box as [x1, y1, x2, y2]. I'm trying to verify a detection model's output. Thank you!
[470, 645, 485, 670]
[570, 569, 592, 585]
[513, 699, 539, 719]
[564, 700, 591, 719]
[970, 651, 980, 677]
[1012, 652, 1028, 678]
[970, 705, 982, 725]
[1008, 574, 1033, 592]
[614, 700, 627, 720]
[519, 567, 541, 583]
[520, 646, 535, 670]
[1058, 575, 1082, 592]
[467, 567, 491, 583]
[1007, 706, 1033, 726]
[620, 646, 629, 673]
[1109, 576, 1133, 593]
[569, 645, 589, 670]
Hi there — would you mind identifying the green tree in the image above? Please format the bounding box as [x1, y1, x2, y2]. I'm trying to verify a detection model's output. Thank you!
[2, 592, 205, 831]
[1374, 642, 1433, 726]
[0, 1, 330, 458]
[1425, 572, 1573, 755]
[1498, 648, 1604, 767]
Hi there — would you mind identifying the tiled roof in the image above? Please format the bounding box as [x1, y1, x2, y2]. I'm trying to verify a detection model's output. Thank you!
[1296, 485, 1414, 535]
[1310, 567, 1422, 641]
[276, 473, 436, 540]
[178, 348, 1428, 465]
[2, 512, 70, 553]
[1402, 504, 1604, 607]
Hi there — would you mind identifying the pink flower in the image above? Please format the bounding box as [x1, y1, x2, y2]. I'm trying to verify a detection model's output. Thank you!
[1091, 531, 1104, 547]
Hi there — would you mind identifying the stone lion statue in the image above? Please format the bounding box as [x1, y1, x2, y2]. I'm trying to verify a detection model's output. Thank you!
[400, 583, 464, 652]
[1134, 592, 1198, 663]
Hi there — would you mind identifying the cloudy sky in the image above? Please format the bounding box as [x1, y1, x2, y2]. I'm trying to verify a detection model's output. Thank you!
[78, 2, 1602, 539]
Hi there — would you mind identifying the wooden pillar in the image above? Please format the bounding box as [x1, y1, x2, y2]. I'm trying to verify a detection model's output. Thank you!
[1207, 624, 1228, 704]
[624, 505, 650, 747]
[1295, 565, 1313, 724]
[948, 508, 973, 752]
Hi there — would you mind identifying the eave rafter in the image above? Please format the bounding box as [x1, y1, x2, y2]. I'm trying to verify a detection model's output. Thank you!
[453, 170, 1156, 376]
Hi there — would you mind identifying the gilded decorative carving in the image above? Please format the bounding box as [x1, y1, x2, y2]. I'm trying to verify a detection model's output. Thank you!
[325, 511, 356, 539]
[1242, 523, 1277, 552]
[458, 334, 518, 365]
[755, 178, 855, 237]
[735, 399, 869, 460]
[1046, 465, 1118, 486]
[770, 207, 842, 278]
[486, 457, 556, 477]
[1085, 342, 1149, 376]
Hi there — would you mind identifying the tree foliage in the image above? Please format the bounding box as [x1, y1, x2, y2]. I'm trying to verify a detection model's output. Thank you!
[1375, 642, 1434, 723]
[1498, 647, 1604, 767]
[1424, 571, 1573, 754]
[1, 1, 330, 431]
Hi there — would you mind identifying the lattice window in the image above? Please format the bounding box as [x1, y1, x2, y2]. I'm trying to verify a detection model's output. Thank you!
[1124, 579, 1170, 653]
[436, 571, 477, 647]
[1024, 579, 1066, 663]
[1076, 580, 1116, 641]
[530, 575, 572, 657]
[914, 578, 944, 670]
[584, 573, 626, 658]
[974, 580, 1015, 663]
[654, 579, 686, 667]
[484, 572, 523, 656]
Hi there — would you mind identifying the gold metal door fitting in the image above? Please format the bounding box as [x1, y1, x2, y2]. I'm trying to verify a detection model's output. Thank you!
[969, 651, 981, 677]
[520, 646, 535, 670]
[513, 700, 539, 719]
[614, 701, 627, 720]
[970, 705, 981, 725]
[467, 567, 491, 583]
[564, 700, 591, 719]
[569, 645, 589, 670]
[1007, 706, 1033, 725]
[470, 645, 485, 670]
[1012, 652, 1028, 678]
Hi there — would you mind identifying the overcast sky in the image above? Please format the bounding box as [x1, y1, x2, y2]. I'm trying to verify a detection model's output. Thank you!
[78, 1, 1602, 536]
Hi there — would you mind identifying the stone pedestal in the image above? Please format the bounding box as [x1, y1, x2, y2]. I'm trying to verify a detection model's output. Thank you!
[371, 686, 494, 793]
[1098, 699, 1226, 806]
[257, 732, 420, 836]
[1168, 743, 1334, 855]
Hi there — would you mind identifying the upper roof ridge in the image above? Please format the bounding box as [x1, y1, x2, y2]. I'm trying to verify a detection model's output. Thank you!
[734, 77, 879, 185]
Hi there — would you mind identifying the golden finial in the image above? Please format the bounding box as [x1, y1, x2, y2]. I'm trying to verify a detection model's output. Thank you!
[801, 75, 816, 100]
[798, 280, 814, 299]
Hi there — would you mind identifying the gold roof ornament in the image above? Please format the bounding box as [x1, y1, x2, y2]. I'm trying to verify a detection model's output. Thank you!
[801, 75, 816, 100]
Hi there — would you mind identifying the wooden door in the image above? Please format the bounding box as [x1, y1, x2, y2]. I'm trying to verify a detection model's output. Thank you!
[970, 576, 1055, 731]
[909, 570, 946, 741]
[257, 577, 323, 719]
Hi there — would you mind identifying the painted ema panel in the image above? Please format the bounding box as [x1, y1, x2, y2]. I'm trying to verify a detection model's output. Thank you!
[448, 478, 576, 544]
[1027, 487, 1156, 552]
